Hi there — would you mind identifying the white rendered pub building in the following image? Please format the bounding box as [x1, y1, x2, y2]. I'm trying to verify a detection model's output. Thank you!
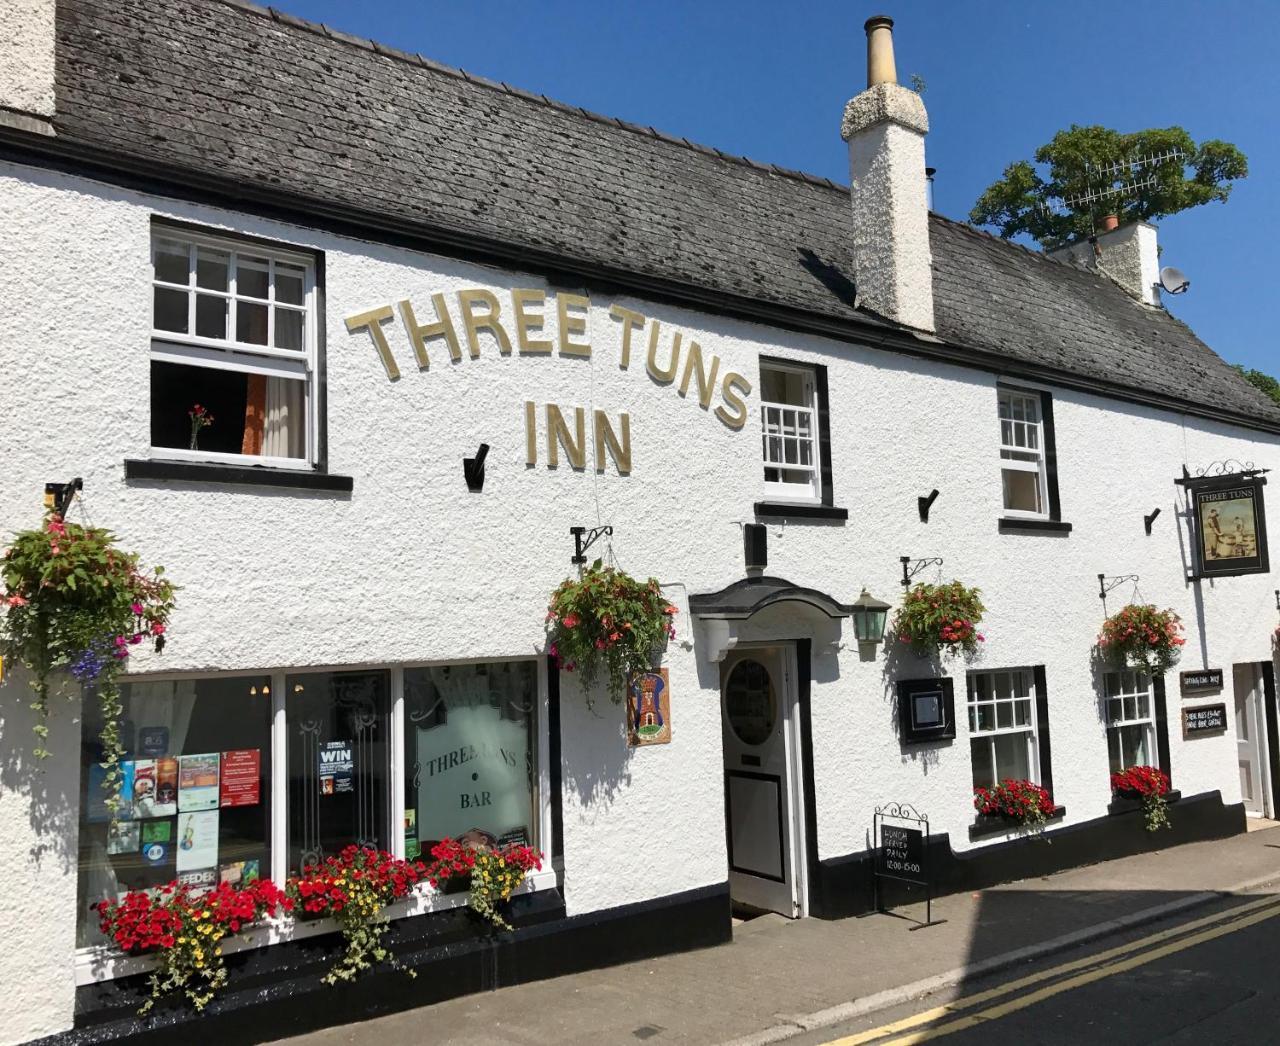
[1, 3, 1278, 1043]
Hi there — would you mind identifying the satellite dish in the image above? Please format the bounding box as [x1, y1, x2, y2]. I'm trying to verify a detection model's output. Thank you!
[1160, 266, 1191, 294]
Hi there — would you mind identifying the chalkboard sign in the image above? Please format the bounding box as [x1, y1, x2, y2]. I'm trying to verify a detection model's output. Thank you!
[878, 824, 925, 882]
[1184, 703, 1227, 734]
[1180, 669, 1224, 695]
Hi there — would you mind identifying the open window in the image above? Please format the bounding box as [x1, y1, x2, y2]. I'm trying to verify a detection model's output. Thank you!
[150, 226, 318, 468]
[758, 359, 833, 506]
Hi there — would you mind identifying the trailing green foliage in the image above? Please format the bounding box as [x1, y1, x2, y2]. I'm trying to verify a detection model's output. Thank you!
[970, 125, 1248, 249]
[891, 581, 986, 659]
[1234, 365, 1280, 407]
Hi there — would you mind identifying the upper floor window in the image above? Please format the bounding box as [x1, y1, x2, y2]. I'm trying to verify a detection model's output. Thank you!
[760, 361, 823, 504]
[150, 226, 318, 467]
[998, 388, 1049, 518]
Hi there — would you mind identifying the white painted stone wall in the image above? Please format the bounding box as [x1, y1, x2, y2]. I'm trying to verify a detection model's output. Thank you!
[0, 0, 56, 118]
[1, 160, 1278, 1040]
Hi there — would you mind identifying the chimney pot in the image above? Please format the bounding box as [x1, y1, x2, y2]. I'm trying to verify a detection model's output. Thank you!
[865, 15, 898, 87]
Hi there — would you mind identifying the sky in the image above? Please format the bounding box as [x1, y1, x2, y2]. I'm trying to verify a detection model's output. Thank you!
[280, 0, 1278, 374]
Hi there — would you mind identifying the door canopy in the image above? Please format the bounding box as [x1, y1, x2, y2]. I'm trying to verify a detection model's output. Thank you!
[689, 576, 853, 662]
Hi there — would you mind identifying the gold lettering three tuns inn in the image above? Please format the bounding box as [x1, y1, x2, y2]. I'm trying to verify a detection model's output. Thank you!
[345, 288, 752, 472]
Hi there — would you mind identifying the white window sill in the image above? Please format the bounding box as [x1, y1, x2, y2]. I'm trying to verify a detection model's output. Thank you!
[74, 867, 557, 986]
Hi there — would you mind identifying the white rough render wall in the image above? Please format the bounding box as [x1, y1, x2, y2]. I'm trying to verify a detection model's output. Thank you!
[1, 161, 1278, 1039]
[1048, 222, 1161, 306]
[843, 82, 934, 332]
[0, 0, 56, 117]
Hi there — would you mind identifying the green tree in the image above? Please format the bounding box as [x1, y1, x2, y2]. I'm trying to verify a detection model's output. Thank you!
[970, 125, 1247, 250]
[1234, 365, 1280, 407]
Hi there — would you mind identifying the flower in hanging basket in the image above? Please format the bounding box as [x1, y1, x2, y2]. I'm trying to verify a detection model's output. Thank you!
[1097, 604, 1185, 674]
[1111, 764, 1172, 832]
[890, 581, 986, 659]
[1, 514, 176, 812]
[546, 560, 676, 705]
[973, 778, 1056, 828]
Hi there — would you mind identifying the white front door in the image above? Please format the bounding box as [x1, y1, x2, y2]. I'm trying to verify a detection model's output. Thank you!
[721, 646, 804, 917]
[1233, 663, 1268, 817]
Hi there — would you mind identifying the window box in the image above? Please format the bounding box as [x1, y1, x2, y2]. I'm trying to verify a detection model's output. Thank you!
[753, 501, 848, 521]
[969, 806, 1067, 841]
[997, 518, 1073, 535]
[124, 458, 353, 492]
[1108, 789, 1181, 816]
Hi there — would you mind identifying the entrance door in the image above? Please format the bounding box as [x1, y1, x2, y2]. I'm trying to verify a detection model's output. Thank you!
[1233, 663, 1268, 817]
[721, 646, 805, 917]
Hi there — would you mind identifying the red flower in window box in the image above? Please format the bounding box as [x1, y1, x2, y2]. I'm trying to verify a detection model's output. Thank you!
[973, 778, 1056, 828]
[425, 836, 543, 931]
[1111, 764, 1172, 832]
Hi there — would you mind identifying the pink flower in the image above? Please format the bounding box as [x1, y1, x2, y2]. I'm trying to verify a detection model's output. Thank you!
[114, 635, 129, 647]
[5, 593, 27, 607]
[594, 638, 606, 650]
[151, 623, 166, 636]
[46, 520, 66, 537]
[562, 613, 581, 629]
[129, 634, 143, 645]
[131, 602, 144, 615]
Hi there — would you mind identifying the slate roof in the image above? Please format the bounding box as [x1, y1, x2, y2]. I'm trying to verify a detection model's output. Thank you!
[42, 0, 1280, 430]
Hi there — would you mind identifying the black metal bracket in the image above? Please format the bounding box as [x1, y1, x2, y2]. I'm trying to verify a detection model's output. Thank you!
[44, 477, 83, 517]
[1098, 573, 1139, 601]
[1144, 507, 1161, 535]
[571, 525, 613, 566]
[1177, 461, 1269, 485]
[918, 489, 939, 523]
[900, 555, 943, 588]
[1274, 589, 1279, 612]
[463, 443, 489, 493]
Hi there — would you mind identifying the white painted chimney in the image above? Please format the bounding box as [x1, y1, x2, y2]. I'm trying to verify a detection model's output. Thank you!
[0, 0, 57, 134]
[841, 15, 934, 332]
[1047, 222, 1162, 307]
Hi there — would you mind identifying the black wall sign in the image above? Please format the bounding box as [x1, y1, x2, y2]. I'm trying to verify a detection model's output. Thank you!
[1184, 703, 1228, 734]
[1180, 668, 1224, 695]
[897, 677, 956, 744]
[1185, 474, 1270, 580]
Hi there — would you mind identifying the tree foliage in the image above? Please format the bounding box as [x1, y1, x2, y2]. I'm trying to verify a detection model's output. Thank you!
[970, 125, 1247, 249]
[1234, 365, 1280, 407]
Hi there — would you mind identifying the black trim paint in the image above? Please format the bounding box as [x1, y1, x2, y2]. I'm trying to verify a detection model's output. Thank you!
[43, 883, 730, 1046]
[1262, 662, 1280, 819]
[1154, 675, 1172, 784]
[1109, 789, 1181, 816]
[547, 656, 564, 863]
[1039, 389, 1063, 520]
[724, 770, 787, 883]
[795, 640, 822, 917]
[806, 790, 1244, 920]
[815, 365, 835, 507]
[998, 518, 1073, 535]
[970, 807, 1066, 841]
[124, 458, 353, 492]
[6, 135, 1280, 437]
[753, 502, 849, 521]
[1033, 665, 1054, 800]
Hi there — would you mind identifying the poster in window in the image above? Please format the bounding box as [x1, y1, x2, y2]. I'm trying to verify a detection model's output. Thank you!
[1190, 476, 1270, 579]
[219, 859, 260, 886]
[139, 726, 170, 757]
[106, 820, 141, 855]
[178, 753, 220, 811]
[133, 758, 178, 818]
[319, 741, 354, 795]
[414, 687, 531, 848]
[627, 668, 672, 746]
[404, 809, 420, 860]
[142, 820, 173, 845]
[220, 749, 261, 807]
[176, 809, 219, 871]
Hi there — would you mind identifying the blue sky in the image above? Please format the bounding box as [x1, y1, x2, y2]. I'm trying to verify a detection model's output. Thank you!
[283, 0, 1277, 374]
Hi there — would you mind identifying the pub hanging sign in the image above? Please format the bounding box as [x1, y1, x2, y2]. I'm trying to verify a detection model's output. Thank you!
[1181, 470, 1270, 580]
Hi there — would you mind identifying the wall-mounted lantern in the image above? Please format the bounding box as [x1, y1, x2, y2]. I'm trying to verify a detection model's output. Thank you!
[851, 588, 892, 644]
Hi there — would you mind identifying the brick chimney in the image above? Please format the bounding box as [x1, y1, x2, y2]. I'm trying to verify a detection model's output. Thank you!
[841, 16, 934, 332]
[1, 0, 56, 134]
[1047, 222, 1161, 307]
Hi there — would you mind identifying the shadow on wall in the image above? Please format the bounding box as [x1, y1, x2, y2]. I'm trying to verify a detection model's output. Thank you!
[556, 675, 634, 807]
[881, 637, 947, 773]
[0, 666, 81, 874]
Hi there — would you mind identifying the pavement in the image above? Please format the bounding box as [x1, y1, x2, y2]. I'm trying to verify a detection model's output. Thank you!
[269, 825, 1280, 1046]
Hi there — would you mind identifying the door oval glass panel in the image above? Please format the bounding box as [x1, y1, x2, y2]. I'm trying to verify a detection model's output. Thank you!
[725, 659, 777, 746]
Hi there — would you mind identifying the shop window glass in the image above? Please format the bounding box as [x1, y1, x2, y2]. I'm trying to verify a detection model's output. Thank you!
[287, 670, 391, 871]
[76, 675, 273, 947]
[402, 662, 537, 859]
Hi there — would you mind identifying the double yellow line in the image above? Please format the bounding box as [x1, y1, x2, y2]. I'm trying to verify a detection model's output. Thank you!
[825, 892, 1280, 1045]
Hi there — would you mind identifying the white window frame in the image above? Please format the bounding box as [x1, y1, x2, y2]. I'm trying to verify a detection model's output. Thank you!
[1103, 670, 1157, 775]
[759, 360, 822, 504]
[150, 227, 319, 469]
[997, 387, 1050, 520]
[967, 667, 1041, 788]
[73, 656, 554, 986]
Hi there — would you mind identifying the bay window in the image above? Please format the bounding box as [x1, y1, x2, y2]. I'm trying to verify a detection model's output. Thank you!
[76, 658, 548, 977]
[150, 225, 317, 467]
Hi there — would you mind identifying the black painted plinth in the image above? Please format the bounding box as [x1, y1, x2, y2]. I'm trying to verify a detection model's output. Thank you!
[39, 882, 730, 1045]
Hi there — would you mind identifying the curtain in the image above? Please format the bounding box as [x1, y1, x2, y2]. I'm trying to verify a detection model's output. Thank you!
[264, 377, 305, 459]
